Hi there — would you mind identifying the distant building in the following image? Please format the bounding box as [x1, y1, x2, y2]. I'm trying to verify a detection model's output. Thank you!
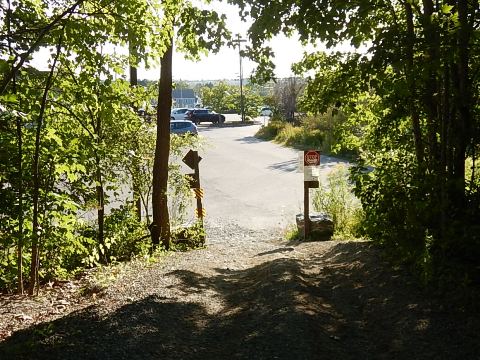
[172, 88, 196, 108]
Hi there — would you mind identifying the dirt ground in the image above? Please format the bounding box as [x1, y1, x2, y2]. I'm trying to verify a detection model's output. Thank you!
[1, 221, 479, 359]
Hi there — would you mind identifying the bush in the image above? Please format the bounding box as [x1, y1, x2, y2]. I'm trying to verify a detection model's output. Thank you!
[313, 164, 364, 238]
[171, 222, 206, 251]
[256, 118, 324, 150]
[103, 204, 150, 262]
[275, 123, 303, 146]
[255, 120, 284, 140]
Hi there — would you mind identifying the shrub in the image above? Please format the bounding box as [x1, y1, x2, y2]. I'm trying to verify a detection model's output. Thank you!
[255, 120, 284, 140]
[313, 164, 364, 238]
[256, 117, 326, 150]
[103, 204, 150, 262]
[275, 123, 303, 146]
[171, 221, 206, 251]
[301, 129, 323, 149]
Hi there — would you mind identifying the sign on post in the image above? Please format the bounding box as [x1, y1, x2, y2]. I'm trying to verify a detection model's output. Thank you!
[183, 150, 202, 170]
[301, 150, 321, 239]
[183, 150, 205, 223]
[304, 150, 320, 166]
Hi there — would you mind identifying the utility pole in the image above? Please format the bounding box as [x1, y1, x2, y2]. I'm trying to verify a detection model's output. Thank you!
[232, 34, 247, 122]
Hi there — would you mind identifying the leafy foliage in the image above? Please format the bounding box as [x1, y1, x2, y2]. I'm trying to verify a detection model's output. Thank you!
[240, 0, 480, 286]
[199, 81, 264, 118]
[0, 0, 231, 293]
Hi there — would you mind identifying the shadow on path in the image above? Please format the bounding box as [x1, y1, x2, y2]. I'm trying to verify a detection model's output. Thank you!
[1, 242, 478, 359]
[268, 158, 298, 172]
[197, 121, 260, 133]
[235, 135, 265, 144]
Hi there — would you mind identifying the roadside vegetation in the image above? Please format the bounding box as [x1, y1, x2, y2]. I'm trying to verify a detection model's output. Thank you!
[313, 165, 364, 239]
[249, 1, 480, 292]
[285, 164, 364, 242]
[256, 111, 343, 154]
[1, 0, 479, 303]
[0, 0, 227, 294]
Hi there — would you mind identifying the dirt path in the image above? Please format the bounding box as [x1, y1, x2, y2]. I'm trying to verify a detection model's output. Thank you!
[1, 221, 479, 359]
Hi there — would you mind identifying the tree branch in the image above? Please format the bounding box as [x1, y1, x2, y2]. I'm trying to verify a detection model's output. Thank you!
[0, 0, 85, 95]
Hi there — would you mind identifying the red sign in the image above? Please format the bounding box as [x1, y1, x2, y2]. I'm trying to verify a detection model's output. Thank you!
[304, 150, 320, 166]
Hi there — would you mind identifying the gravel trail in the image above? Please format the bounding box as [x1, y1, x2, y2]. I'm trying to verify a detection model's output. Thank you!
[1, 220, 479, 359]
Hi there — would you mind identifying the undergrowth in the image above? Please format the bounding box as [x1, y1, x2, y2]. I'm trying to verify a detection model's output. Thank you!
[313, 164, 364, 239]
[255, 112, 345, 153]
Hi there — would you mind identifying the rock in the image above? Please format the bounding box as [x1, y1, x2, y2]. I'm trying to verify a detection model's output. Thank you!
[296, 213, 334, 240]
[14, 313, 33, 322]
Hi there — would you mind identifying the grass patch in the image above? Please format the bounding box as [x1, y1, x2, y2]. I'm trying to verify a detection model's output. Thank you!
[256, 120, 323, 150]
[285, 224, 302, 241]
[313, 164, 364, 239]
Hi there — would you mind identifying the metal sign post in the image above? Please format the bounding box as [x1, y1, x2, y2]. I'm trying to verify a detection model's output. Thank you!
[183, 150, 205, 224]
[302, 150, 320, 239]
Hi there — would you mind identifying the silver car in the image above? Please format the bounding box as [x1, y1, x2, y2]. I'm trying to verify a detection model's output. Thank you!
[170, 120, 198, 135]
[170, 108, 190, 120]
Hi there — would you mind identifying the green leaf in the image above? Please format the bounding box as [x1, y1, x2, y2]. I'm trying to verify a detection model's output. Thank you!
[0, 93, 18, 105]
[441, 4, 454, 14]
[0, 59, 9, 73]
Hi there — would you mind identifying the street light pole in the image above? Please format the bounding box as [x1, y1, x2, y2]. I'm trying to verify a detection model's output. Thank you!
[232, 34, 247, 122]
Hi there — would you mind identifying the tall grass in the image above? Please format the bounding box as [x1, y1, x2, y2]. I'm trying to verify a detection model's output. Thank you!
[255, 111, 344, 152]
[313, 164, 364, 239]
[256, 120, 323, 149]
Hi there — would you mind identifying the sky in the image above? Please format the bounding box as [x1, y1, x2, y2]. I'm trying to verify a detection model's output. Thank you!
[140, 2, 319, 81]
[30, 1, 325, 82]
[140, 34, 315, 82]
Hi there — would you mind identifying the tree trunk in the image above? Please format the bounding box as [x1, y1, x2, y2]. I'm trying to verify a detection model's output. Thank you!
[28, 32, 63, 295]
[9, 0, 23, 294]
[152, 38, 173, 250]
[95, 154, 108, 263]
[450, 0, 471, 207]
[129, 40, 142, 221]
[404, 2, 424, 167]
[422, 0, 441, 168]
[16, 116, 24, 295]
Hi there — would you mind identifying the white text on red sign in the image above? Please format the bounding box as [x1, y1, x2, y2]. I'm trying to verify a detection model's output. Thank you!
[304, 150, 320, 166]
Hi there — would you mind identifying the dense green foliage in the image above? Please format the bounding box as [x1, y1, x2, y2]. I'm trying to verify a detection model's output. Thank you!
[240, 0, 480, 284]
[0, 0, 227, 293]
[198, 81, 264, 118]
[259, 120, 322, 149]
[256, 112, 346, 152]
[313, 165, 364, 239]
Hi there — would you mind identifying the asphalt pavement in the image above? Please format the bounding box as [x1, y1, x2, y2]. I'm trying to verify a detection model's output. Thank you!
[195, 118, 348, 231]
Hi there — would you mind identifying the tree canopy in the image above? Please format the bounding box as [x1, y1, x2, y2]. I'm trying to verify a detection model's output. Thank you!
[233, 0, 480, 281]
[0, 0, 231, 293]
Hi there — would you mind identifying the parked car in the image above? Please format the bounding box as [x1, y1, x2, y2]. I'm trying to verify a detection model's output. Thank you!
[185, 108, 225, 124]
[260, 106, 273, 117]
[170, 108, 190, 120]
[170, 120, 198, 135]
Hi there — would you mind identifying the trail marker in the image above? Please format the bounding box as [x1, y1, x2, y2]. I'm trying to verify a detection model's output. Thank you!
[304, 150, 320, 166]
[301, 150, 321, 239]
[183, 150, 205, 223]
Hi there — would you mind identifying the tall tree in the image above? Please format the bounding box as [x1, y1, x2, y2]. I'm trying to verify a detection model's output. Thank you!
[232, 0, 480, 278]
[149, 1, 230, 247]
[152, 37, 173, 250]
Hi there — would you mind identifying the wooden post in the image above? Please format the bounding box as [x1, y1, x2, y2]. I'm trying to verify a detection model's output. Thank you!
[302, 150, 321, 240]
[304, 182, 310, 239]
[193, 151, 204, 224]
[183, 149, 204, 225]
